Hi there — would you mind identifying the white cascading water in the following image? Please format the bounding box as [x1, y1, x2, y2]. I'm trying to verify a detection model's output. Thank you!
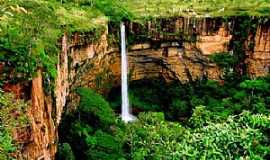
[120, 22, 136, 123]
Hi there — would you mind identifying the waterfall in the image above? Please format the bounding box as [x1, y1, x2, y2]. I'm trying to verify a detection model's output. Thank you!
[120, 22, 136, 123]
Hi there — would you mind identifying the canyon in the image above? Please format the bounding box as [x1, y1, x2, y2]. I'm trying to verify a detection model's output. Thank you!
[4, 17, 270, 159]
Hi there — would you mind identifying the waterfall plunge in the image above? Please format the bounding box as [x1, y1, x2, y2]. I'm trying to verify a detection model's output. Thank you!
[120, 22, 136, 123]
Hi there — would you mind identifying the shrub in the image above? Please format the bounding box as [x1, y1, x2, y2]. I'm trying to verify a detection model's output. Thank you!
[209, 52, 236, 69]
[85, 130, 126, 160]
[240, 79, 270, 92]
[57, 143, 75, 160]
[168, 99, 190, 120]
[0, 92, 29, 159]
[93, 0, 134, 22]
[0, 125, 16, 160]
[0, 93, 29, 131]
[126, 112, 185, 160]
[76, 87, 116, 128]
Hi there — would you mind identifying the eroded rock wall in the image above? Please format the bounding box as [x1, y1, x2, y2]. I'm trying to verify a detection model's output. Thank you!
[25, 69, 56, 160]
[55, 32, 69, 125]
[247, 22, 270, 77]
[70, 18, 232, 92]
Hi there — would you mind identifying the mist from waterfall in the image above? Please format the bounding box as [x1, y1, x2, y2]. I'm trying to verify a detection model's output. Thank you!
[120, 22, 136, 123]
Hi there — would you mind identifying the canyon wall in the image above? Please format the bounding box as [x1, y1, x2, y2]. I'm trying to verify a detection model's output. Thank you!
[69, 18, 229, 92]
[68, 18, 270, 92]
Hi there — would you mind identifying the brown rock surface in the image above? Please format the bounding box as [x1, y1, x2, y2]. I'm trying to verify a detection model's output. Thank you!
[71, 18, 229, 90]
[55, 33, 69, 125]
[247, 23, 270, 77]
[24, 69, 56, 160]
[196, 27, 232, 55]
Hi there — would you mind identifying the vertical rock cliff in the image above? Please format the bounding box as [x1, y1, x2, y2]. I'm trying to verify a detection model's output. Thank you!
[55, 32, 69, 125]
[24, 69, 56, 160]
[247, 21, 270, 77]
[68, 18, 234, 90]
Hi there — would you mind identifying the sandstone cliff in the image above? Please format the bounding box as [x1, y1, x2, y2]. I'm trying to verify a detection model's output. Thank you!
[68, 18, 269, 91]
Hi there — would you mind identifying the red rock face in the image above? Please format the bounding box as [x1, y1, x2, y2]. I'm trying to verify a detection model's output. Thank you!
[3, 83, 24, 99]
[2, 82, 31, 99]
[68, 18, 231, 92]
[196, 27, 232, 55]
[55, 32, 69, 125]
[247, 23, 270, 77]
[24, 69, 56, 160]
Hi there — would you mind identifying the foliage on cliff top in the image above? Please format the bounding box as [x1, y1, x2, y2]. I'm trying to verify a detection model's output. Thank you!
[0, 0, 107, 82]
[123, 0, 270, 19]
[55, 0, 270, 20]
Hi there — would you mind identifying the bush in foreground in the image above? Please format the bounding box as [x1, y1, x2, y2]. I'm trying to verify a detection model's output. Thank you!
[126, 107, 270, 159]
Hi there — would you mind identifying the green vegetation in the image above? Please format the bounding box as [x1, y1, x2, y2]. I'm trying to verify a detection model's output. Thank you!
[108, 76, 270, 121]
[127, 109, 270, 159]
[0, 0, 107, 84]
[58, 88, 126, 160]
[59, 85, 270, 159]
[0, 125, 16, 160]
[123, 0, 270, 18]
[1, 0, 270, 159]
[0, 93, 29, 131]
[93, 0, 134, 22]
[0, 92, 29, 159]
[56, 143, 75, 160]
